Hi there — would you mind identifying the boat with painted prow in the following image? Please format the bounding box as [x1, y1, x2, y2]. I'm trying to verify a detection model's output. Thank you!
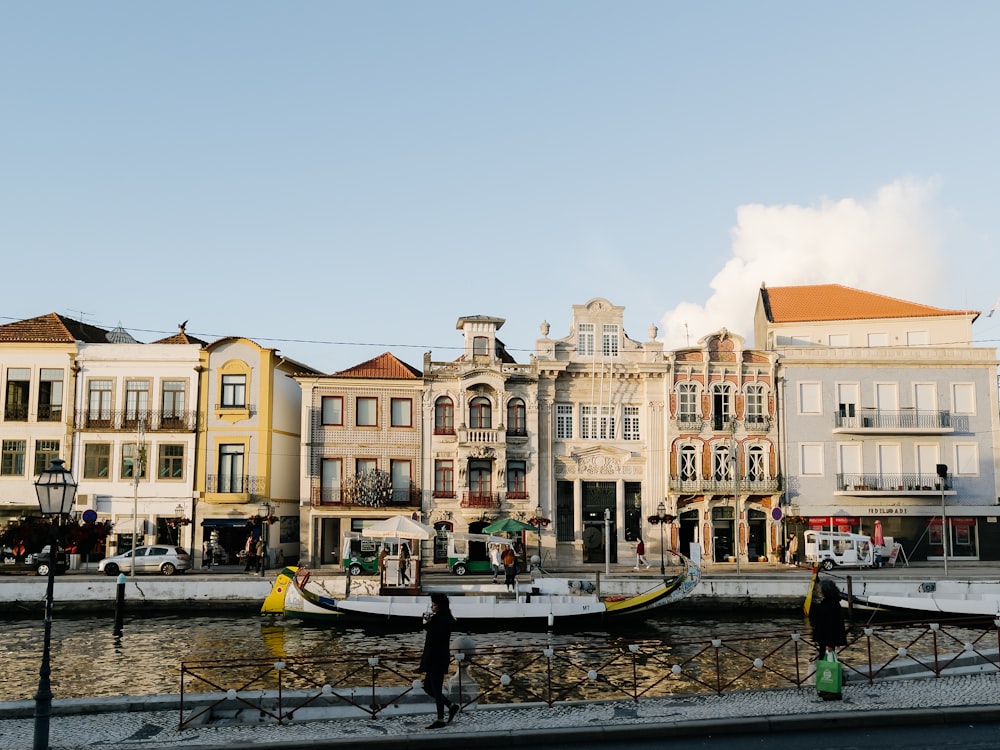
[263, 560, 701, 626]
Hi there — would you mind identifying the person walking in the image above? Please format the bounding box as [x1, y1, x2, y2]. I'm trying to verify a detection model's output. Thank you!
[785, 534, 799, 565]
[420, 593, 459, 729]
[810, 579, 848, 660]
[399, 541, 412, 585]
[633, 538, 651, 570]
[489, 543, 503, 584]
[501, 545, 517, 591]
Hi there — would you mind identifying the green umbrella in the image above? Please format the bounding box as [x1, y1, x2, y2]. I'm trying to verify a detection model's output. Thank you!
[482, 518, 536, 534]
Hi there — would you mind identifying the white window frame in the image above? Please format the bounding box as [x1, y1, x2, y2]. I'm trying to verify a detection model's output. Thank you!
[952, 383, 976, 415]
[800, 443, 824, 476]
[867, 332, 890, 347]
[954, 443, 979, 476]
[798, 382, 822, 415]
[622, 405, 640, 441]
[577, 323, 594, 357]
[555, 404, 573, 439]
[602, 324, 619, 357]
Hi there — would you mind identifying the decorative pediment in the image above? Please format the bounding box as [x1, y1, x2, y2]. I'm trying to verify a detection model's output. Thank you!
[568, 446, 641, 476]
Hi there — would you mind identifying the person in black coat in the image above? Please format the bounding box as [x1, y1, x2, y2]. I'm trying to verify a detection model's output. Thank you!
[810, 579, 848, 660]
[419, 593, 459, 729]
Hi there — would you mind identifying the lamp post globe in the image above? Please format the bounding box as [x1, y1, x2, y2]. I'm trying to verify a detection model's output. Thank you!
[32, 458, 78, 750]
[656, 501, 666, 576]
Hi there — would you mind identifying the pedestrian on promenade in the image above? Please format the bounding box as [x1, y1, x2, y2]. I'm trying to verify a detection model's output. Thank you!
[244, 535, 255, 571]
[255, 536, 264, 573]
[633, 538, 651, 570]
[489, 543, 503, 583]
[785, 534, 799, 565]
[501, 545, 517, 591]
[420, 592, 459, 729]
[399, 541, 412, 585]
[810, 579, 847, 660]
[202, 539, 213, 569]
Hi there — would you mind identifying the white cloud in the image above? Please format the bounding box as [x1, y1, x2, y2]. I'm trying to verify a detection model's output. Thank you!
[660, 178, 944, 348]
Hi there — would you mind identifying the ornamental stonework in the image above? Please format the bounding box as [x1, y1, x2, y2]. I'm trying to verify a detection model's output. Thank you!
[578, 454, 621, 475]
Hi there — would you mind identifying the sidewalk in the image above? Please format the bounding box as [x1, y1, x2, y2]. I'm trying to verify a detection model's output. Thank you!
[4, 672, 1000, 750]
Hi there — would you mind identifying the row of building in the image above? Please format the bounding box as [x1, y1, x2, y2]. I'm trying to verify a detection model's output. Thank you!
[2, 282, 998, 569]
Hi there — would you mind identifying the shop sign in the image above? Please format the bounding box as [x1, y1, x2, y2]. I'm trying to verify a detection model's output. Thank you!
[867, 507, 909, 515]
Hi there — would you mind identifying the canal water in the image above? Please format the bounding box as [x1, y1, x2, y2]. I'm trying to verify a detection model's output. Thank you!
[3, 609, 809, 702]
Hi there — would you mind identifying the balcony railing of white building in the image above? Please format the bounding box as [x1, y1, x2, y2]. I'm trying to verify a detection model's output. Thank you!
[834, 409, 955, 432]
[458, 427, 504, 445]
[668, 477, 781, 494]
[74, 409, 198, 431]
[206, 474, 267, 495]
[310, 486, 423, 508]
[836, 473, 954, 493]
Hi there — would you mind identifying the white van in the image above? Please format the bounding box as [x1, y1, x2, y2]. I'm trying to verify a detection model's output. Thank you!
[803, 530, 874, 570]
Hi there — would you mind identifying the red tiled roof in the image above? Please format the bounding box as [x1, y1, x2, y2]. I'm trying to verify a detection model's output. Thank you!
[761, 284, 977, 323]
[334, 352, 422, 379]
[151, 330, 209, 345]
[0, 313, 112, 343]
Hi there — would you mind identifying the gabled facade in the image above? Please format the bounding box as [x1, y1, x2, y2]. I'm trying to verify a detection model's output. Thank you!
[534, 299, 667, 566]
[296, 352, 424, 567]
[665, 328, 780, 565]
[423, 316, 540, 561]
[757, 283, 1000, 561]
[195, 337, 320, 568]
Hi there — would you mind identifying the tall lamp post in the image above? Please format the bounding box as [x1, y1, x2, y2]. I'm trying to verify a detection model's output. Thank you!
[656, 501, 667, 576]
[258, 501, 270, 578]
[937, 464, 949, 577]
[33, 458, 78, 750]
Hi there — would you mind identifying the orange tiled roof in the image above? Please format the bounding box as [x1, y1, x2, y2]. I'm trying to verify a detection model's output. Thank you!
[334, 352, 421, 379]
[0, 312, 112, 343]
[761, 284, 978, 323]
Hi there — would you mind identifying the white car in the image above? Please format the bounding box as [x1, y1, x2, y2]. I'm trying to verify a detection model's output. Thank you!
[98, 545, 192, 576]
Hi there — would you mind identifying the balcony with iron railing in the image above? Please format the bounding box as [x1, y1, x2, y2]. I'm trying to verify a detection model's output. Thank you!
[3, 404, 28, 421]
[36, 404, 63, 422]
[836, 472, 955, 494]
[668, 477, 781, 494]
[505, 490, 530, 501]
[74, 409, 198, 431]
[460, 492, 502, 509]
[834, 409, 955, 434]
[206, 474, 267, 496]
[433, 425, 456, 436]
[310, 486, 422, 508]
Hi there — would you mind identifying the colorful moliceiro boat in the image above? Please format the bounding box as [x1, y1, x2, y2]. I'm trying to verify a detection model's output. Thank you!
[263, 562, 701, 626]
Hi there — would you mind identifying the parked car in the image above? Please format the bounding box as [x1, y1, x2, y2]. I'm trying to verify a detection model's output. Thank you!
[0, 545, 69, 577]
[98, 545, 191, 576]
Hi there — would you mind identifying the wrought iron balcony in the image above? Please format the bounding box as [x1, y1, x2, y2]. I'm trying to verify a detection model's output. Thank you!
[3, 404, 28, 421]
[460, 492, 502, 509]
[36, 404, 63, 422]
[74, 409, 197, 431]
[668, 477, 781, 494]
[743, 416, 771, 433]
[676, 415, 702, 431]
[836, 473, 953, 493]
[432, 489, 457, 499]
[310, 486, 422, 508]
[207, 474, 267, 495]
[505, 490, 530, 500]
[834, 409, 953, 433]
[433, 425, 456, 436]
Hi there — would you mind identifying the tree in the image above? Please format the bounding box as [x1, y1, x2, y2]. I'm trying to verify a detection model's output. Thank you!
[345, 469, 393, 507]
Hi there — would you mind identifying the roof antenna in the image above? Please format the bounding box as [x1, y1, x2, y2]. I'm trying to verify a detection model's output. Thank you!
[66, 309, 93, 325]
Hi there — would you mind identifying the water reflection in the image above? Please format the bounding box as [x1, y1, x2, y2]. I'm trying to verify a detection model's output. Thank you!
[3, 610, 808, 702]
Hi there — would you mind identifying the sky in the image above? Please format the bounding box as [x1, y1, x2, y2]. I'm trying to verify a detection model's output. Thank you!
[3, 2, 1000, 373]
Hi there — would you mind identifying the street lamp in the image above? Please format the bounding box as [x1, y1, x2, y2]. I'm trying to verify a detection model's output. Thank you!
[937, 464, 949, 577]
[656, 501, 667, 576]
[258, 501, 270, 578]
[33, 458, 78, 750]
[534, 504, 543, 569]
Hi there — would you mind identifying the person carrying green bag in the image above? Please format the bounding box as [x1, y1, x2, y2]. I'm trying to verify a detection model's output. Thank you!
[810, 579, 848, 700]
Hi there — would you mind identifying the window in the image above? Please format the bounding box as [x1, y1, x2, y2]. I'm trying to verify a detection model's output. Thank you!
[907, 331, 930, 346]
[555, 404, 573, 439]
[84, 443, 111, 479]
[356, 458, 377, 475]
[581, 405, 615, 439]
[469, 397, 492, 429]
[87, 380, 113, 425]
[602, 324, 619, 357]
[434, 396, 454, 435]
[745, 385, 765, 424]
[623, 405, 640, 441]
[121, 443, 148, 479]
[747, 445, 765, 482]
[390, 460, 412, 503]
[828, 334, 849, 347]
[473, 336, 489, 357]
[506, 398, 526, 436]
[677, 383, 698, 425]
[434, 460, 454, 498]
[712, 445, 732, 481]
[679, 445, 698, 481]
[1, 439, 26, 475]
[158, 444, 184, 479]
[161, 381, 185, 424]
[711, 384, 732, 430]
[4, 368, 30, 421]
[221, 374, 246, 408]
[469, 459, 491, 496]
[952, 383, 975, 415]
[507, 460, 527, 498]
[33, 439, 60, 475]
[837, 383, 858, 420]
[356, 397, 378, 426]
[125, 379, 150, 426]
[37, 369, 63, 422]
[390, 398, 412, 427]
[321, 396, 343, 426]
[800, 443, 824, 476]
[867, 332, 890, 347]
[954, 444, 978, 475]
[218, 444, 245, 492]
[321, 458, 342, 502]
[577, 323, 594, 357]
[798, 382, 822, 415]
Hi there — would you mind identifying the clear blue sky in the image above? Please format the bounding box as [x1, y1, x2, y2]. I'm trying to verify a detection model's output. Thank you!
[3, 2, 999, 373]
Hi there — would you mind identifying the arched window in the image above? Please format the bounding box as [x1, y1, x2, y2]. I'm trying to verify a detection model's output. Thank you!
[506, 398, 526, 436]
[745, 384, 766, 425]
[469, 396, 492, 429]
[677, 383, 699, 426]
[679, 445, 698, 482]
[434, 396, 454, 435]
[712, 443, 732, 482]
[712, 383, 733, 431]
[747, 445, 766, 482]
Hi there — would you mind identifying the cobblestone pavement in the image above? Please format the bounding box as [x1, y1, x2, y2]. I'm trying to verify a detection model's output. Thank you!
[4, 673, 1000, 750]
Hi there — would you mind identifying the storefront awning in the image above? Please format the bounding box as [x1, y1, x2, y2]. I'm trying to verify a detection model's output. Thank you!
[113, 519, 149, 535]
[200, 518, 248, 528]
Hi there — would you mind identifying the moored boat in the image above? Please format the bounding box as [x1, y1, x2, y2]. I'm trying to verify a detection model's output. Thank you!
[262, 559, 701, 626]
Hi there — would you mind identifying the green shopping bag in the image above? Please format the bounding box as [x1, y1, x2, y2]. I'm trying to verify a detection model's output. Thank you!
[815, 651, 842, 699]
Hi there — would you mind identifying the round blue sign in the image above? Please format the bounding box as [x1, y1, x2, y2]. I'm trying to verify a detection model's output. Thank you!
[82, 509, 98, 523]
[771, 507, 783, 521]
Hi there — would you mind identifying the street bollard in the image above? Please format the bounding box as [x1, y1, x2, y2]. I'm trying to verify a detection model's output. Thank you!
[114, 572, 126, 635]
